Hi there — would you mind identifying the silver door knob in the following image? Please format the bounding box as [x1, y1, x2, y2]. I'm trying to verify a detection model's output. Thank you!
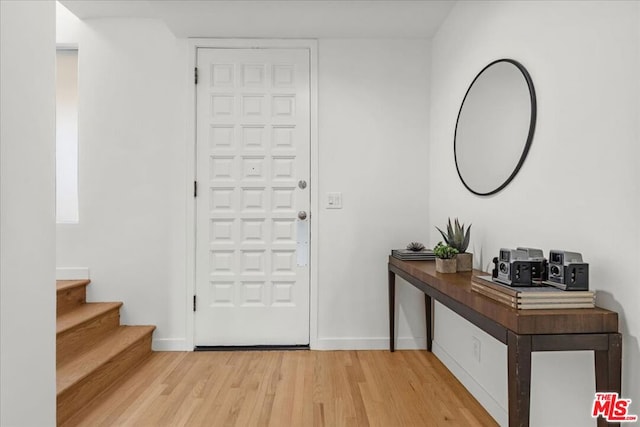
[298, 211, 307, 220]
[298, 180, 307, 190]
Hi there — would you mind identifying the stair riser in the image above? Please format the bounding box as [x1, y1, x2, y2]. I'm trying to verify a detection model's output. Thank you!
[57, 285, 87, 315]
[57, 308, 120, 367]
[57, 333, 153, 426]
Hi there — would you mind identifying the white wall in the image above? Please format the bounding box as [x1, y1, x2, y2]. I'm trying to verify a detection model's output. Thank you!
[56, 7, 189, 350]
[0, 1, 57, 426]
[316, 39, 431, 349]
[56, 5, 431, 350]
[429, 1, 640, 426]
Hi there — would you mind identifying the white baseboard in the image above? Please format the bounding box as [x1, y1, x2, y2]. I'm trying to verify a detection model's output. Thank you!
[152, 336, 424, 352]
[312, 337, 426, 350]
[152, 338, 189, 351]
[432, 341, 507, 426]
[56, 267, 90, 280]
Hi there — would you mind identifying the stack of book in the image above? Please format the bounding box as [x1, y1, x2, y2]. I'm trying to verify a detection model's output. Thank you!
[391, 249, 435, 261]
[471, 275, 595, 310]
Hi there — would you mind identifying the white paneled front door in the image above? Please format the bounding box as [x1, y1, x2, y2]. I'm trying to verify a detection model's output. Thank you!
[195, 48, 310, 346]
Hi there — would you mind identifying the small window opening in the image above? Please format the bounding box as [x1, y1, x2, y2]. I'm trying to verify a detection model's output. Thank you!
[56, 48, 79, 224]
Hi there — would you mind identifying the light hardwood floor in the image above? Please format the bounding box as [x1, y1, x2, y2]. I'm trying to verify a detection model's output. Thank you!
[62, 350, 498, 427]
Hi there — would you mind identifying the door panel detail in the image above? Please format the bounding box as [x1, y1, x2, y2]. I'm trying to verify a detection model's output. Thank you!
[195, 48, 310, 346]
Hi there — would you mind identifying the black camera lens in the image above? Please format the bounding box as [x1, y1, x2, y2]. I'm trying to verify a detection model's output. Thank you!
[499, 263, 508, 273]
[550, 265, 560, 276]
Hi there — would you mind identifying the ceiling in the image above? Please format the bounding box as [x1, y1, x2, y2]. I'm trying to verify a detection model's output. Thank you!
[58, 0, 456, 38]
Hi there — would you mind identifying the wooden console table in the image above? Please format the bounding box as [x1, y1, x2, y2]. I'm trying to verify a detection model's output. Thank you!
[388, 256, 621, 427]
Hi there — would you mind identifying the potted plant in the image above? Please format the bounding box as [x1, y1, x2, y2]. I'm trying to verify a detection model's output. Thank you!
[436, 218, 472, 272]
[433, 242, 458, 273]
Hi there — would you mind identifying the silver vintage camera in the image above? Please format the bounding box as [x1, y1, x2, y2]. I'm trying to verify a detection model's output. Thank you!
[517, 247, 548, 283]
[494, 248, 534, 286]
[546, 250, 589, 290]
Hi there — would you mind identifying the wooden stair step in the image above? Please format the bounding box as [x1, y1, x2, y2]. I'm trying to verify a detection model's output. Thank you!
[56, 279, 90, 293]
[57, 302, 123, 367]
[57, 325, 156, 393]
[57, 302, 122, 335]
[56, 279, 90, 315]
[57, 325, 156, 425]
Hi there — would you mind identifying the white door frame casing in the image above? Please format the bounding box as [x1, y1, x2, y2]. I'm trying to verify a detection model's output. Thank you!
[185, 39, 319, 350]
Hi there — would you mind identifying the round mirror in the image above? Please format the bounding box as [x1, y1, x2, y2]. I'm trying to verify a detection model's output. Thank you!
[454, 59, 536, 196]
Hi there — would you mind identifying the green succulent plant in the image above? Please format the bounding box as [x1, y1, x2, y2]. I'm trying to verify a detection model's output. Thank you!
[433, 241, 459, 259]
[436, 218, 471, 253]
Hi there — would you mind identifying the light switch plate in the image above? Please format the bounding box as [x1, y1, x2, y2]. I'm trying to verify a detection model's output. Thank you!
[326, 192, 342, 209]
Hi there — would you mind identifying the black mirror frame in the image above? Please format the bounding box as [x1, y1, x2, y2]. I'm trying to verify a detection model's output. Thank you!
[453, 58, 537, 196]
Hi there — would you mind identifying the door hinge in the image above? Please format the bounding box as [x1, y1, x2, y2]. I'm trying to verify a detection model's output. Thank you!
[193, 295, 197, 312]
[194, 67, 198, 84]
[194, 181, 198, 197]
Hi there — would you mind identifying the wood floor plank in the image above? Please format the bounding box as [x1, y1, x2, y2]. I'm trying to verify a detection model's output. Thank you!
[63, 350, 498, 427]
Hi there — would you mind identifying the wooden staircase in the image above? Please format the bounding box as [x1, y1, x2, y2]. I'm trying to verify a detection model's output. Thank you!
[56, 280, 155, 426]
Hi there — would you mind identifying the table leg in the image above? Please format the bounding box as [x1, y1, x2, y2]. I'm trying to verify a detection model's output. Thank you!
[425, 294, 432, 352]
[389, 268, 395, 352]
[508, 331, 532, 427]
[595, 333, 622, 427]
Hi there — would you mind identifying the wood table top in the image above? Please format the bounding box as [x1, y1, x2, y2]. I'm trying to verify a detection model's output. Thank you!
[389, 256, 618, 335]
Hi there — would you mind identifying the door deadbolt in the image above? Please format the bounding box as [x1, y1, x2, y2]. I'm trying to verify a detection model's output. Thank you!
[298, 180, 307, 190]
[298, 211, 307, 220]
